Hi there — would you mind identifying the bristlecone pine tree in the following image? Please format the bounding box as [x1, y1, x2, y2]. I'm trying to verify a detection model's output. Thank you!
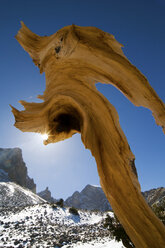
[56, 198, 64, 208]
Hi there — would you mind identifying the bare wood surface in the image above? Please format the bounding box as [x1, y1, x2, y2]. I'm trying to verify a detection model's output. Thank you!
[11, 23, 165, 247]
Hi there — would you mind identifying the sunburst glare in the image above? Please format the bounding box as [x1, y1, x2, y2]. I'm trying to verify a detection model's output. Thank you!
[41, 133, 48, 140]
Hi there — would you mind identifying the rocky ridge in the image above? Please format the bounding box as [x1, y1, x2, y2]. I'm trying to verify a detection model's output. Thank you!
[142, 187, 165, 206]
[64, 184, 165, 211]
[0, 182, 46, 207]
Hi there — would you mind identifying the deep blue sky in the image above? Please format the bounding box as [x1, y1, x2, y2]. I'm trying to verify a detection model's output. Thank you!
[0, 0, 165, 199]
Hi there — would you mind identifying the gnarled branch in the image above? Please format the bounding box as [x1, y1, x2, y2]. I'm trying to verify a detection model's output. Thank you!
[12, 23, 165, 248]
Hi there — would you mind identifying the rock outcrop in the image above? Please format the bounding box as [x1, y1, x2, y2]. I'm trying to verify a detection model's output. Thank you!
[11, 23, 165, 247]
[0, 169, 10, 182]
[26, 175, 36, 193]
[65, 184, 111, 211]
[0, 148, 36, 193]
[38, 187, 56, 203]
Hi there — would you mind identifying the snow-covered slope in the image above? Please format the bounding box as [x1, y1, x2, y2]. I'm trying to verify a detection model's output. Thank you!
[0, 182, 46, 207]
[0, 203, 122, 248]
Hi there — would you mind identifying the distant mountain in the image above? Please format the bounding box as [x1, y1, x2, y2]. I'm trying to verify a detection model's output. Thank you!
[0, 182, 46, 207]
[142, 187, 165, 206]
[65, 184, 112, 211]
[38, 187, 56, 203]
[65, 184, 165, 211]
[0, 148, 36, 193]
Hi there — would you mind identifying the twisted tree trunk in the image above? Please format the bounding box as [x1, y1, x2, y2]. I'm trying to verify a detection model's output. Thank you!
[11, 23, 165, 247]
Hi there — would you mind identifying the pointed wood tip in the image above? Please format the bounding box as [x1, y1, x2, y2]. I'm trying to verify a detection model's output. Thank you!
[15, 21, 29, 41]
[10, 104, 20, 117]
[20, 21, 25, 27]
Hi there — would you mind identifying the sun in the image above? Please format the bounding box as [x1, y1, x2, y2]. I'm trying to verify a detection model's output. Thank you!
[41, 133, 48, 140]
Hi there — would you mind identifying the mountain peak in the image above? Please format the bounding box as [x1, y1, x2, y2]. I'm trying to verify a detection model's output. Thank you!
[65, 184, 111, 211]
